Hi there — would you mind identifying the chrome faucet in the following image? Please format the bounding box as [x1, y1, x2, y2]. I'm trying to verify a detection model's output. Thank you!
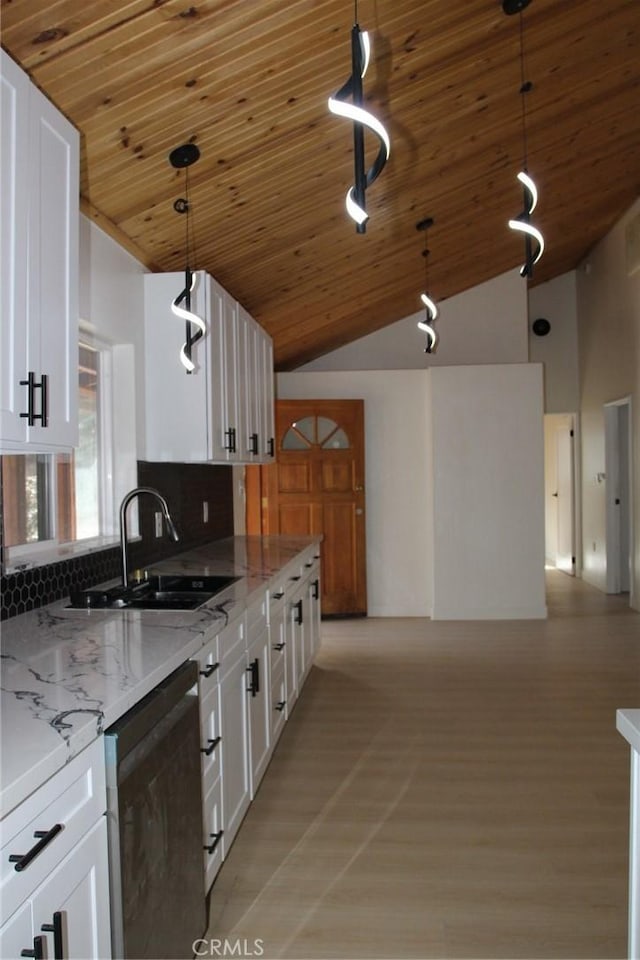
[119, 486, 179, 588]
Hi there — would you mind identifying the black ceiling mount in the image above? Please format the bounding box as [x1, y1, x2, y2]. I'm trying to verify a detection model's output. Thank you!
[168, 143, 200, 168]
[502, 0, 531, 14]
[416, 217, 434, 232]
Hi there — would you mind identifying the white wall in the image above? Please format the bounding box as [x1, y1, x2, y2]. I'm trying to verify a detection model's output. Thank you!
[277, 371, 431, 617]
[278, 365, 546, 620]
[576, 199, 640, 608]
[298, 269, 527, 371]
[428, 364, 547, 620]
[78, 215, 149, 519]
[529, 272, 580, 414]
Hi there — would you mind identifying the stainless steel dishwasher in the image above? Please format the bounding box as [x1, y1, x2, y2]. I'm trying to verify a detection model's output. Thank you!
[104, 660, 205, 959]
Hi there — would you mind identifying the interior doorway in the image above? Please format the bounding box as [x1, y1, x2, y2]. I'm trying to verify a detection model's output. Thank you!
[544, 414, 578, 576]
[604, 397, 633, 595]
[246, 399, 367, 617]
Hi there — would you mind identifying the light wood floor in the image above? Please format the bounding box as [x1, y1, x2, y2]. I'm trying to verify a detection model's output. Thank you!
[206, 572, 640, 959]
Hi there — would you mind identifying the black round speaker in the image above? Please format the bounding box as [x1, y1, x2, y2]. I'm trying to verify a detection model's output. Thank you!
[168, 143, 200, 169]
[502, 0, 532, 13]
[532, 317, 551, 337]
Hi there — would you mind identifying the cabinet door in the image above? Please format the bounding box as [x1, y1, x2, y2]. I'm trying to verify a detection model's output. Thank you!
[248, 318, 262, 463]
[247, 625, 271, 797]
[0, 51, 78, 452]
[33, 818, 111, 960]
[288, 584, 305, 708]
[270, 663, 287, 745]
[220, 650, 251, 857]
[202, 776, 223, 892]
[204, 277, 239, 463]
[289, 582, 309, 696]
[26, 81, 79, 450]
[261, 333, 275, 461]
[200, 682, 223, 793]
[308, 567, 322, 662]
[0, 50, 30, 444]
[143, 271, 210, 461]
[1, 818, 112, 960]
[0, 900, 34, 960]
[235, 305, 252, 461]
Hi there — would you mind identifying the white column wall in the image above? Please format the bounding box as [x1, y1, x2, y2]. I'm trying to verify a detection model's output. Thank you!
[78, 214, 148, 525]
[576, 199, 640, 608]
[277, 371, 431, 617]
[428, 364, 547, 620]
[528, 272, 580, 414]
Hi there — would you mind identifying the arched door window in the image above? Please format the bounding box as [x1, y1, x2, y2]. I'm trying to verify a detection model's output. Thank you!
[282, 415, 350, 451]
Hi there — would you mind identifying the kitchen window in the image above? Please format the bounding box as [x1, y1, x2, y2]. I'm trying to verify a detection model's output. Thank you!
[2, 339, 116, 568]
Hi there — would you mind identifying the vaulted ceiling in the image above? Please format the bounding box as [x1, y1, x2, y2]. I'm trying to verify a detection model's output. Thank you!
[2, 0, 639, 369]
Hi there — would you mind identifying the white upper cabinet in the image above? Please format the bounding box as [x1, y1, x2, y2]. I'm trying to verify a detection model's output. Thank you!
[260, 329, 275, 460]
[0, 50, 79, 452]
[144, 270, 274, 464]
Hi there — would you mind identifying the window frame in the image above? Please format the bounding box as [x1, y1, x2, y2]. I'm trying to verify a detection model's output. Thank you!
[2, 329, 119, 573]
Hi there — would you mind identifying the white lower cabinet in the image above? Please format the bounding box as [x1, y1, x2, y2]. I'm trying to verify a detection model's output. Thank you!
[307, 558, 322, 666]
[268, 590, 288, 741]
[1, 819, 111, 960]
[246, 622, 271, 797]
[0, 740, 110, 959]
[193, 548, 321, 888]
[219, 634, 251, 860]
[288, 572, 307, 705]
[202, 777, 223, 893]
[270, 663, 287, 744]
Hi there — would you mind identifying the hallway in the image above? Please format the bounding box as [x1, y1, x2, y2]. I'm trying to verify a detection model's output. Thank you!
[205, 572, 640, 959]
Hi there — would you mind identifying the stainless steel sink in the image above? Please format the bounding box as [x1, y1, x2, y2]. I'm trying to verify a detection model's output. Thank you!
[68, 574, 238, 611]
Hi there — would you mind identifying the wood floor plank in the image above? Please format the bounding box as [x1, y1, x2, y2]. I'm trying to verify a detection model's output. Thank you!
[206, 572, 639, 958]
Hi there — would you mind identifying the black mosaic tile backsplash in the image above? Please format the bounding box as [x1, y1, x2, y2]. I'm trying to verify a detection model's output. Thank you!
[1, 461, 234, 621]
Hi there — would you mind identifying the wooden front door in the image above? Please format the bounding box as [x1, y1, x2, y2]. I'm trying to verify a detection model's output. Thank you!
[264, 399, 367, 617]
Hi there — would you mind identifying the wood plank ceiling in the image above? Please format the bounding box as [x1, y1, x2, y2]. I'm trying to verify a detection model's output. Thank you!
[2, 0, 639, 369]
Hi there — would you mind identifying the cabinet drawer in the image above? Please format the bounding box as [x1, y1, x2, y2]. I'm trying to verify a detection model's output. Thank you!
[268, 584, 287, 622]
[193, 635, 220, 693]
[270, 663, 287, 739]
[1, 738, 106, 921]
[219, 615, 246, 666]
[200, 684, 222, 793]
[202, 776, 223, 892]
[269, 617, 286, 673]
[246, 590, 267, 636]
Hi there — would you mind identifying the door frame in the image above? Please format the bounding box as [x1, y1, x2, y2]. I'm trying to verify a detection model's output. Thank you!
[246, 399, 368, 616]
[604, 396, 633, 596]
[543, 412, 581, 577]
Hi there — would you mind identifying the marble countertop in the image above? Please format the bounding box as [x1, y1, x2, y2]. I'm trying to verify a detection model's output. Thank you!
[617, 708, 640, 755]
[0, 535, 319, 819]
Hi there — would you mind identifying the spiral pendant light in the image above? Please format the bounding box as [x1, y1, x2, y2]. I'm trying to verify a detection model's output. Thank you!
[416, 217, 439, 354]
[328, 1, 390, 233]
[504, 0, 544, 278]
[168, 143, 206, 373]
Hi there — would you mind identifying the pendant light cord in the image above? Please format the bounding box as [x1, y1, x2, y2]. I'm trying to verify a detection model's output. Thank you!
[423, 233, 430, 289]
[184, 165, 198, 272]
[519, 12, 530, 172]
